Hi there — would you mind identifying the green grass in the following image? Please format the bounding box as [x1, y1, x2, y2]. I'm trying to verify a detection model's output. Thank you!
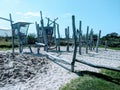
[60, 69, 120, 90]
[100, 68, 120, 79]
[0, 39, 18, 50]
[99, 45, 120, 50]
[60, 75, 120, 90]
[108, 47, 120, 50]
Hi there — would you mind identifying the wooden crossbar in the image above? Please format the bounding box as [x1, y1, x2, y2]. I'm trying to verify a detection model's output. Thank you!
[75, 59, 120, 72]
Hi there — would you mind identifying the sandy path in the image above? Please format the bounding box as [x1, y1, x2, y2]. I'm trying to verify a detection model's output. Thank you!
[0, 46, 120, 90]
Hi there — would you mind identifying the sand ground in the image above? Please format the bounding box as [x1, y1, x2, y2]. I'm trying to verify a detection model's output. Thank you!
[0, 46, 120, 90]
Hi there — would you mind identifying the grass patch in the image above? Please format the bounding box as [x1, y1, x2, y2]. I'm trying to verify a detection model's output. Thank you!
[100, 68, 120, 79]
[0, 39, 18, 50]
[60, 75, 120, 90]
[60, 69, 120, 90]
[108, 47, 120, 50]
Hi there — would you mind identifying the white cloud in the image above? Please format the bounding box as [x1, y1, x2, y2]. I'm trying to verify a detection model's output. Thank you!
[3, 0, 20, 4]
[16, 12, 22, 15]
[16, 11, 40, 19]
[24, 12, 39, 17]
[61, 13, 72, 18]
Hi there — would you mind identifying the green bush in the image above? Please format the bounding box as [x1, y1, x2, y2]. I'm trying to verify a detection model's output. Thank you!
[27, 33, 37, 44]
[108, 42, 120, 47]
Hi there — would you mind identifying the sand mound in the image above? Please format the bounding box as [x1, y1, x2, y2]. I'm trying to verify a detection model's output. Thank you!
[0, 52, 49, 87]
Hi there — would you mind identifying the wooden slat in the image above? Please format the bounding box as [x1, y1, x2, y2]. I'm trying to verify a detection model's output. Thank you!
[75, 59, 120, 72]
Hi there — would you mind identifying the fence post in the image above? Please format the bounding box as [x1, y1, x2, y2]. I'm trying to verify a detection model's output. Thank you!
[96, 30, 101, 53]
[53, 20, 57, 51]
[57, 24, 60, 52]
[40, 11, 48, 51]
[65, 26, 70, 52]
[35, 22, 40, 54]
[86, 26, 89, 53]
[9, 13, 14, 54]
[71, 15, 77, 72]
[105, 40, 107, 51]
[79, 21, 82, 55]
[90, 28, 93, 51]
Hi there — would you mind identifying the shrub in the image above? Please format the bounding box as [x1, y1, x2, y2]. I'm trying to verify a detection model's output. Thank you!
[27, 33, 37, 44]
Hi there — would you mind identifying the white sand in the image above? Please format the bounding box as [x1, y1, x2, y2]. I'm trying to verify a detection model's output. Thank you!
[0, 46, 120, 90]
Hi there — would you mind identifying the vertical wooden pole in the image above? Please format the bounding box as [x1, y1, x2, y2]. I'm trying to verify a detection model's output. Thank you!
[86, 26, 89, 54]
[79, 21, 82, 55]
[92, 31, 95, 50]
[65, 26, 69, 52]
[35, 22, 40, 54]
[9, 13, 14, 54]
[96, 30, 101, 53]
[40, 11, 48, 51]
[67, 26, 70, 52]
[53, 21, 57, 51]
[105, 40, 107, 51]
[90, 28, 93, 51]
[17, 23, 23, 53]
[57, 24, 60, 52]
[65, 28, 67, 50]
[47, 18, 50, 27]
[71, 15, 77, 72]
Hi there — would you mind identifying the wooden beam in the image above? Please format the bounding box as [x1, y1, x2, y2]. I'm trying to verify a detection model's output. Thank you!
[0, 16, 13, 22]
[90, 28, 93, 51]
[71, 15, 77, 72]
[65, 26, 70, 52]
[40, 11, 48, 51]
[86, 26, 89, 54]
[75, 59, 120, 72]
[79, 21, 82, 55]
[105, 40, 107, 51]
[45, 17, 58, 25]
[35, 42, 46, 47]
[9, 13, 14, 54]
[96, 30, 101, 53]
[57, 24, 60, 52]
[53, 20, 57, 51]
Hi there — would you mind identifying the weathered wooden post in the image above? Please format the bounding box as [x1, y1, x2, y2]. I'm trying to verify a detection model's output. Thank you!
[71, 15, 77, 72]
[17, 23, 23, 53]
[57, 24, 60, 52]
[35, 22, 40, 43]
[79, 21, 82, 55]
[9, 13, 14, 54]
[47, 18, 50, 26]
[35, 22, 40, 54]
[40, 11, 48, 51]
[86, 26, 89, 53]
[53, 20, 57, 51]
[90, 28, 93, 51]
[105, 40, 107, 51]
[96, 30, 101, 53]
[65, 26, 70, 52]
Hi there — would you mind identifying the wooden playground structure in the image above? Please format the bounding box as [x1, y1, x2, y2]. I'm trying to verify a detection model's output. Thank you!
[0, 12, 120, 73]
[0, 14, 33, 53]
[35, 11, 60, 53]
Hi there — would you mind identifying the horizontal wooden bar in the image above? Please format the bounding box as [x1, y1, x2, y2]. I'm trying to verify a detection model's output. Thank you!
[75, 59, 120, 72]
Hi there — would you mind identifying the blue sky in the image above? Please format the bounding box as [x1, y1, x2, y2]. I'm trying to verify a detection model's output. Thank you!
[0, 0, 120, 37]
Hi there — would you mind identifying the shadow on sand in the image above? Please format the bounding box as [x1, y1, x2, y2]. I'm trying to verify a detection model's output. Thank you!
[24, 52, 120, 86]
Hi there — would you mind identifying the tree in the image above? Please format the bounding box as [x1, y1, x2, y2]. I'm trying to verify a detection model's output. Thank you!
[27, 33, 36, 44]
[101, 32, 120, 47]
